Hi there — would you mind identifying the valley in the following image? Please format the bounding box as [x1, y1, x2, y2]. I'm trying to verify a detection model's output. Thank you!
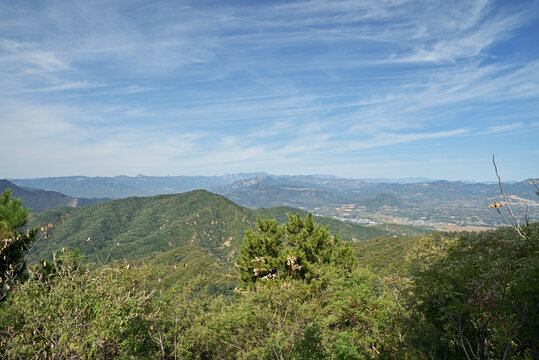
[11, 174, 539, 228]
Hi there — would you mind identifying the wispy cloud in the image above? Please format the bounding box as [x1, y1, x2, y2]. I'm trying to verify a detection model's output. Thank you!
[480, 123, 525, 135]
[0, 39, 71, 73]
[0, 0, 538, 180]
[398, 9, 527, 63]
[347, 128, 471, 150]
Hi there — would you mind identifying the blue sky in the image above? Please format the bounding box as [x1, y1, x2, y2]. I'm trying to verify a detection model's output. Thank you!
[1, 0, 538, 181]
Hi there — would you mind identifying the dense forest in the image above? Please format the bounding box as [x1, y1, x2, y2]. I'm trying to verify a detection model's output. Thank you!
[1, 188, 538, 359]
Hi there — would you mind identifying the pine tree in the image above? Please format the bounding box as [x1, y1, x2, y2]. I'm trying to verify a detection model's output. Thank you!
[235, 216, 285, 284]
[235, 213, 355, 285]
[0, 189, 37, 300]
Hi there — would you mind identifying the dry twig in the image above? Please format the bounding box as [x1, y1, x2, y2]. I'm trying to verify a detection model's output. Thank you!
[491, 155, 525, 238]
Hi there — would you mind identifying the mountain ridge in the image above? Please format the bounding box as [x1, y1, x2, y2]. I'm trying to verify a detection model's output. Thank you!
[0, 179, 109, 211]
[27, 190, 429, 268]
[13, 174, 539, 226]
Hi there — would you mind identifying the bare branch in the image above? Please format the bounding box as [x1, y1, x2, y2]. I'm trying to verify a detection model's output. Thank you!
[104, 241, 120, 264]
[86, 237, 103, 265]
[492, 155, 525, 238]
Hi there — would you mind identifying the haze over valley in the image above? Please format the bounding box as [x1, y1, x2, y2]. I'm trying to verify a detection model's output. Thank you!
[5, 173, 538, 229]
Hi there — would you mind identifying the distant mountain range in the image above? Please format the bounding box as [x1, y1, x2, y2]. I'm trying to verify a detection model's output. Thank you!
[10, 173, 539, 227]
[0, 179, 109, 211]
[13, 174, 535, 199]
[215, 175, 536, 203]
[215, 176, 539, 226]
[11, 173, 268, 199]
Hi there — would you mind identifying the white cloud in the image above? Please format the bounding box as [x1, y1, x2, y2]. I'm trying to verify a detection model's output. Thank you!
[0, 0, 537, 179]
[481, 123, 525, 135]
[0, 39, 70, 73]
[400, 10, 526, 63]
[347, 128, 471, 150]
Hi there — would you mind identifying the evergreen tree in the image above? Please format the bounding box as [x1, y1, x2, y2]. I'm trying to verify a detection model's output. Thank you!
[235, 216, 285, 284]
[284, 213, 355, 282]
[235, 213, 355, 285]
[0, 189, 37, 300]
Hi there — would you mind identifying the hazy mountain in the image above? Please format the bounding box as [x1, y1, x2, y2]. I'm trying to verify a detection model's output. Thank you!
[217, 179, 350, 209]
[350, 180, 537, 203]
[11, 177, 145, 199]
[15, 174, 536, 203]
[0, 179, 109, 211]
[215, 176, 538, 226]
[100, 173, 269, 195]
[358, 177, 435, 184]
[13, 174, 538, 227]
[12, 173, 269, 199]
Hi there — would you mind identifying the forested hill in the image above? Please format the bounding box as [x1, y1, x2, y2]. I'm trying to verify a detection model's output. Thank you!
[27, 190, 428, 267]
[0, 179, 109, 211]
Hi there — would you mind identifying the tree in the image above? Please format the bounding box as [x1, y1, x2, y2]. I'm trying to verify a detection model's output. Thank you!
[0, 189, 38, 300]
[235, 213, 355, 285]
[235, 216, 285, 284]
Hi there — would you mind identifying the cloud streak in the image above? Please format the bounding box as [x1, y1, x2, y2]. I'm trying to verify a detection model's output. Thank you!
[0, 0, 538, 180]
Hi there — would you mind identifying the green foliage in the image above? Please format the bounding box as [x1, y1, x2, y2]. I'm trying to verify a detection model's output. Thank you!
[405, 224, 539, 359]
[172, 266, 397, 359]
[235, 213, 356, 285]
[352, 232, 447, 277]
[0, 190, 30, 235]
[235, 216, 285, 284]
[0, 190, 37, 300]
[0, 250, 162, 358]
[290, 323, 327, 360]
[1, 222, 536, 358]
[0, 257, 397, 359]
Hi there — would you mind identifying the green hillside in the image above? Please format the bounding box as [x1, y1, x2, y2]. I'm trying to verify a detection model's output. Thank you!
[352, 233, 437, 276]
[352, 224, 536, 277]
[27, 191, 429, 286]
[29, 191, 249, 264]
[370, 222, 432, 237]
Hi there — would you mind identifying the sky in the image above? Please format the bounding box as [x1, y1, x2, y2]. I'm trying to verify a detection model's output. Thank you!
[1, 0, 538, 181]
